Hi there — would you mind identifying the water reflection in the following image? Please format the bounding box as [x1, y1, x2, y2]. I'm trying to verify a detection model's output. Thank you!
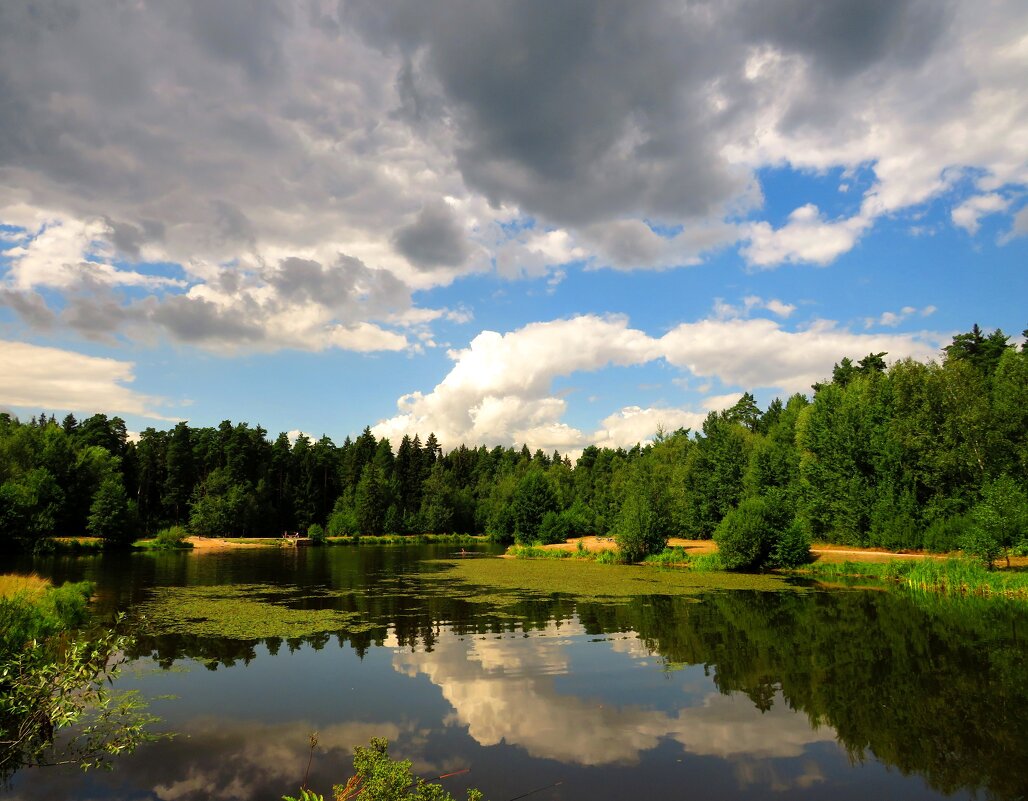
[388, 621, 837, 766]
[9, 547, 1027, 800]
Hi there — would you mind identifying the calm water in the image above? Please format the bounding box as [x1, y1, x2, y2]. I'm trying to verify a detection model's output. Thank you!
[5, 545, 1028, 801]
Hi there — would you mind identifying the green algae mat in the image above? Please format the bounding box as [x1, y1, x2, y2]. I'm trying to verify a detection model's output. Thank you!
[134, 584, 374, 640]
[421, 556, 800, 604]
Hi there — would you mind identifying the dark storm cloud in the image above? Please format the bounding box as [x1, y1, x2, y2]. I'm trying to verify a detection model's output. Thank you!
[392, 201, 472, 269]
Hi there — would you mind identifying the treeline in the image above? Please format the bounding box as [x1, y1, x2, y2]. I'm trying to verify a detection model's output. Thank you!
[1, 325, 1025, 558]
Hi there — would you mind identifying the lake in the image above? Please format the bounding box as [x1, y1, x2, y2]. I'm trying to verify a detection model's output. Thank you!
[5, 544, 1028, 801]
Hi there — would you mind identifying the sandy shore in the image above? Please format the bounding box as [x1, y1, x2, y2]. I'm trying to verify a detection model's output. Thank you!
[535, 536, 1028, 567]
[184, 536, 284, 551]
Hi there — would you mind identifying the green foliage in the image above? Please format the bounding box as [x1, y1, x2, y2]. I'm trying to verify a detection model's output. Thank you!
[642, 546, 690, 566]
[510, 470, 557, 545]
[87, 475, 137, 546]
[188, 468, 251, 538]
[152, 525, 192, 550]
[715, 491, 804, 570]
[536, 510, 571, 545]
[0, 579, 93, 655]
[771, 519, 812, 568]
[285, 737, 484, 801]
[0, 329, 1023, 557]
[355, 464, 388, 536]
[963, 475, 1028, 568]
[308, 523, 327, 545]
[613, 464, 672, 561]
[0, 582, 158, 778]
[804, 557, 1028, 599]
[922, 514, 970, 553]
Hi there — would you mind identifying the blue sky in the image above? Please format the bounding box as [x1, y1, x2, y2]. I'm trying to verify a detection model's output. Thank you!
[0, 1, 1025, 454]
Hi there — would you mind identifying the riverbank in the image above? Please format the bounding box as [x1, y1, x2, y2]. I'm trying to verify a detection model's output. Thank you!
[518, 537, 1028, 600]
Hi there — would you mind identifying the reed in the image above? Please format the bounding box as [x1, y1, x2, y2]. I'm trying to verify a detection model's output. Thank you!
[804, 558, 1028, 599]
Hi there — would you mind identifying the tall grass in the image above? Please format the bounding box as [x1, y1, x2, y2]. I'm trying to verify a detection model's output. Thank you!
[804, 558, 1028, 599]
[642, 547, 691, 566]
[0, 573, 50, 600]
[508, 545, 577, 559]
[688, 553, 723, 572]
[0, 575, 94, 655]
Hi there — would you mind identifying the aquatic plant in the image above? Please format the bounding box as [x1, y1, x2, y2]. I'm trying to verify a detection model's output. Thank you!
[284, 737, 483, 801]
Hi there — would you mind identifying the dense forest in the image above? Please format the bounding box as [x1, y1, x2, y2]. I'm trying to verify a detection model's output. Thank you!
[1, 325, 1025, 560]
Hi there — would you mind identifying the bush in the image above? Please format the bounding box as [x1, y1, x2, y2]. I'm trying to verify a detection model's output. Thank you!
[153, 526, 192, 550]
[923, 514, 970, 553]
[715, 490, 805, 570]
[963, 476, 1028, 568]
[771, 519, 812, 568]
[284, 737, 482, 801]
[537, 510, 571, 545]
[307, 524, 326, 546]
[328, 506, 358, 537]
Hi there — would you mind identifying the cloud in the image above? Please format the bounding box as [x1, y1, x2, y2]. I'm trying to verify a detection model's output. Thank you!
[373, 313, 944, 451]
[0, 340, 172, 418]
[742, 205, 872, 268]
[372, 315, 659, 450]
[0, 0, 1022, 346]
[863, 304, 937, 328]
[714, 295, 797, 320]
[951, 193, 1010, 234]
[659, 317, 941, 394]
[392, 200, 473, 269]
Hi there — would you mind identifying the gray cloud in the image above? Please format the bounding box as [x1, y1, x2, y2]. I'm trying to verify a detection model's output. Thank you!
[0, 289, 56, 330]
[265, 254, 410, 311]
[0, 0, 1023, 358]
[392, 201, 471, 269]
[149, 295, 266, 346]
[61, 291, 136, 340]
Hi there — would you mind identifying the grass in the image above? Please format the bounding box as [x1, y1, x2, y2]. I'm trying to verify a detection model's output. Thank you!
[34, 537, 106, 554]
[328, 533, 484, 545]
[801, 558, 1028, 599]
[0, 573, 51, 600]
[0, 574, 94, 654]
[642, 546, 691, 566]
[134, 584, 377, 640]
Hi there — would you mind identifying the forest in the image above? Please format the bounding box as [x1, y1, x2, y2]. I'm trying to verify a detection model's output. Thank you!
[1, 325, 1025, 565]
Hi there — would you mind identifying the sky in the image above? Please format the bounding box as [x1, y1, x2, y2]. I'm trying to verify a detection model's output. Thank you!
[0, 0, 1025, 455]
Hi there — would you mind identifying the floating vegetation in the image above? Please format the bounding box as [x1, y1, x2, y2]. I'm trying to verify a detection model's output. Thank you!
[134, 584, 374, 640]
[422, 556, 799, 605]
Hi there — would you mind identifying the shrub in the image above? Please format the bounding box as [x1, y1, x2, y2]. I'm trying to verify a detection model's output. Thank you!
[771, 519, 812, 568]
[715, 490, 805, 570]
[307, 524, 327, 546]
[923, 513, 969, 553]
[284, 737, 482, 801]
[537, 510, 571, 545]
[153, 526, 191, 550]
[963, 476, 1028, 568]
